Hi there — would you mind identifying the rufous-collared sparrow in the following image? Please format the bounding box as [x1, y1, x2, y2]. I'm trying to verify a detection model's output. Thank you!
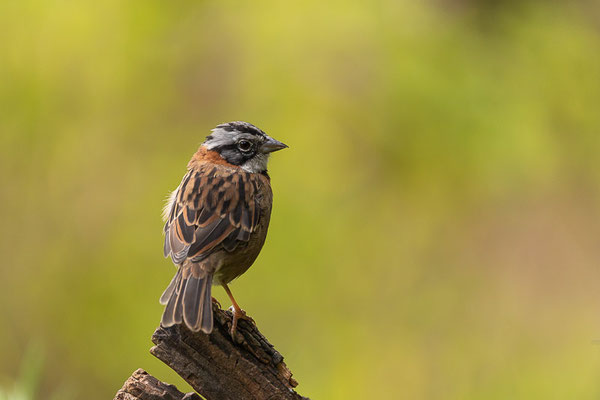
[160, 121, 287, 335]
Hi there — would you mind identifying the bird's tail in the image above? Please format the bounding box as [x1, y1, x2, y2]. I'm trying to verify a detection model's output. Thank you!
[160, 263, 213, 333]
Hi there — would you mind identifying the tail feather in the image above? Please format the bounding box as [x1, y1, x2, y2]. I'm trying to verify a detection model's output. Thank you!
[200, 279, 213, 332]
[161, 272, 184, 327]
[183, 273, 213, 332]
[160, 265, 214, 333]
[159, 271, 179, 305]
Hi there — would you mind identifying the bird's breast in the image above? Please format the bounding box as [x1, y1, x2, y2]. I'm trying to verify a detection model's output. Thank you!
[213, 182, 273, 285]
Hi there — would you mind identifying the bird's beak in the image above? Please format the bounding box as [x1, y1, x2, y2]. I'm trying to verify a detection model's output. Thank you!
[260, 136, 288, 153]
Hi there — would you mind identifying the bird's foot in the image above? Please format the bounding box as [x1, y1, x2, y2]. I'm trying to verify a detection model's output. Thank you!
[228, 305, 255, 338]
[211, 296, 221, 308]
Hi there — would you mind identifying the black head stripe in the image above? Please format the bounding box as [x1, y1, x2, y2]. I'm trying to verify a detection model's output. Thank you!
[216, 121, 266, 138]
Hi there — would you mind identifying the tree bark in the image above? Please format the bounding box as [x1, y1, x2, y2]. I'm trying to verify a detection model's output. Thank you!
[114, 302, 309, 400]
[114, 369, 200, 400]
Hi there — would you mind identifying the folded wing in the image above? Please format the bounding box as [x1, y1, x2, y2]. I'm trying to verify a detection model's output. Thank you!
[163, 164, 264, 264]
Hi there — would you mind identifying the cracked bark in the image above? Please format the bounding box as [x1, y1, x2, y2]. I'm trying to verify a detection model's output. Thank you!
[114, 369, 200, 400]
[113, 302, 309, 400]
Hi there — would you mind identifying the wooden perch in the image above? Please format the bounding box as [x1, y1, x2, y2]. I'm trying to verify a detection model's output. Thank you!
[114, 369, 200, 400]
[114, 302, 309, 400]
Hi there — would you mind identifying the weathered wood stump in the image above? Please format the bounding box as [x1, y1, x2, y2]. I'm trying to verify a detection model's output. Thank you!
[114, 302, 308, 400]
[114, 369, 200, 400]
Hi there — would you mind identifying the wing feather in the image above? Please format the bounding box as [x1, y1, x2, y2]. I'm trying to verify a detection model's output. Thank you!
[163, 163, 265, 264]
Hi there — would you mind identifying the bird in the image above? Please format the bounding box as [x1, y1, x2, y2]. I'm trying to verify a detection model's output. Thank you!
[160, 121, 288, 336]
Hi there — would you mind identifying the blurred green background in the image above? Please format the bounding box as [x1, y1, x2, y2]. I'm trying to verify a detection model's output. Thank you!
[1, 0, 600, 399]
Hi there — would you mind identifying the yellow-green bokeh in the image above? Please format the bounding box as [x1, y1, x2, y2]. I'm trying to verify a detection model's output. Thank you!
[1, 1, 600, 399]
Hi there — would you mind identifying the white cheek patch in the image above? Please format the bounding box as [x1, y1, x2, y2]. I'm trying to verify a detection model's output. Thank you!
[241, 153, 270, 173]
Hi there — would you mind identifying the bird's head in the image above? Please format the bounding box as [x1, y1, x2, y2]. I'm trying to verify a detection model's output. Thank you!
[202, 121, 288, 173]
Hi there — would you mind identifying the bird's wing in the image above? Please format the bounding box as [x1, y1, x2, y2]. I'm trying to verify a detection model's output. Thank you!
[163, 163, 266, 264]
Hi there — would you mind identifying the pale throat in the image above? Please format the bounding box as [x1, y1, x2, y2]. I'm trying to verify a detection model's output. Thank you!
[241, 153, 269, 174]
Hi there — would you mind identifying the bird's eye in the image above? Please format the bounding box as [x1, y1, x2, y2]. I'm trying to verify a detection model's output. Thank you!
[237, 140, 252, 152]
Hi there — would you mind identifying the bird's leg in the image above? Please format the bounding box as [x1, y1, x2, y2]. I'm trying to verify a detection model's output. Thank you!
[222, 283, 254, 337]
